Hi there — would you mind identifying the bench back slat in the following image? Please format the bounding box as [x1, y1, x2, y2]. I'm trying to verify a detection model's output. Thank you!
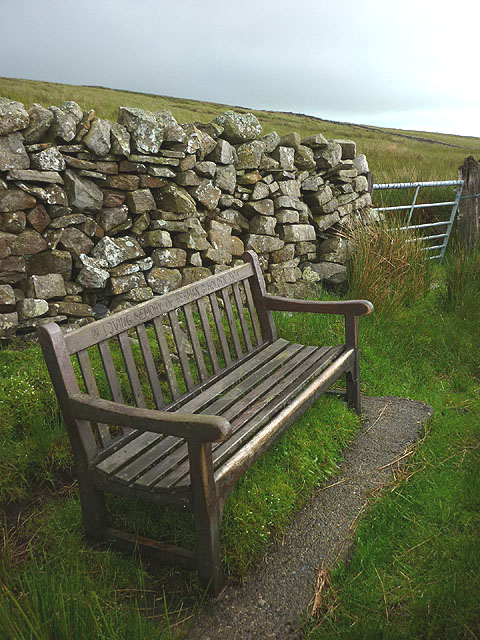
[76, 348, 113, 447]
[135, 323, 165, 410]
[220, 287, 243, 359]
[209, 292, 232, 367]
[168, 309, 195, 392]
[232, 282, 253, 352]
[118, 331, 147, 409]
[153, 316, 181, 400]
[97, 340, 127, 421]
[197, 297, 221, 375]
[183, 303, 209, 383]
[243, 278, 262, 344]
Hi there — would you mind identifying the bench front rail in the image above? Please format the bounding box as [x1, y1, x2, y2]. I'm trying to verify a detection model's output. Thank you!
[37, 250, 372, 594]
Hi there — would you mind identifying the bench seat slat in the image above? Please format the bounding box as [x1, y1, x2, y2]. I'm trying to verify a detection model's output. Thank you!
[132, 442, 188, 490]
[133, 343, 310, 491]
[178, 339, 289, 414]
[96, 431, 163, 475]
[93, 340, 289, 480]
[161, 346, 343, 491]
[165, 341, 270, 412]
[92, 341, 347, 496]
[210, 346, 345, 469]
[214, 347, 355, 496]
[220, 346, 322, 423]
[205, 343, 305, 417]
[170, 346, 347, 492]
[115, 436, 182, 485]
[155, 344, 324, 490]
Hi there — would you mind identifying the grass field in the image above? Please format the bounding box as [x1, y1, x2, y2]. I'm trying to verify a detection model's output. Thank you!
[0, 77, 479, 638]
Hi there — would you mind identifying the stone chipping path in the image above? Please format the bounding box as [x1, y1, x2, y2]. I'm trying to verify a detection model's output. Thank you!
[185, 396, 433, 640]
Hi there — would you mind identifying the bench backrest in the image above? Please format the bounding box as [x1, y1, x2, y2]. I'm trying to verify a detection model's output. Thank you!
[37, 251, 276, 462]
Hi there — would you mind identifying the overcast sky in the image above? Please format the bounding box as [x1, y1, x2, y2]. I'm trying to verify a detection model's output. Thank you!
[2, 0, 479, 137]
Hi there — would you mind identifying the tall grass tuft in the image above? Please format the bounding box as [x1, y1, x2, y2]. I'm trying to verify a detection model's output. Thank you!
[443, 243, 480, 313]
[0, 554, 171, 640]
[346, 215, 430, 313]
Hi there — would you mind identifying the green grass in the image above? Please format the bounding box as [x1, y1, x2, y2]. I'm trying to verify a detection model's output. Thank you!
[304, 251, 480, 639]
[0, 344, 71, 502]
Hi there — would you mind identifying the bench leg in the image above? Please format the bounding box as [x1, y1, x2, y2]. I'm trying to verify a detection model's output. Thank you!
[77, 472, 109, 542]
[345, 315, 362, 415]
[188, 442, 224, 596]
[346, 364, 361, 415]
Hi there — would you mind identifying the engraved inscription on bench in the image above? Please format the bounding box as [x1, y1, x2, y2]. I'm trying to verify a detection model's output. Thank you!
[86, 267, 248, 345]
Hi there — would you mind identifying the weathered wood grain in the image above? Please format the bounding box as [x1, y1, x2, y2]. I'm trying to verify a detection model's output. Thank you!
[242, 251, 276, 342]
[118, 331, 146, 408]
[220, 287, 243, 359]
[168, 309, 195, 391]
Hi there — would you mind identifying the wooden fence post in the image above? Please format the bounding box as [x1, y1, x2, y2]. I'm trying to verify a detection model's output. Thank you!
[457, 156, 480, 249]
[366, 171, 374, 196]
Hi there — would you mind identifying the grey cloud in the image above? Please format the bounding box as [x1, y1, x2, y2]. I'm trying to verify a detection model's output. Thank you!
[0, 0, 478, 136]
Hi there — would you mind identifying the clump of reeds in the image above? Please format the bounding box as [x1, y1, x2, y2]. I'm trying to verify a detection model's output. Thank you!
[346, 214, 430, 313]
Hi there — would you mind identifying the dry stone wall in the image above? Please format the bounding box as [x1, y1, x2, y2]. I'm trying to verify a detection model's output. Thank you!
[0, 97, 373, 338]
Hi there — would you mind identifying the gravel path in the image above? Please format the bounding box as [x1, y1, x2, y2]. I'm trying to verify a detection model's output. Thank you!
[186, 396, 432, 640]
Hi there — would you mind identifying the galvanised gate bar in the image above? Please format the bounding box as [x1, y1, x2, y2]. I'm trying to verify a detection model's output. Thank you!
[373, 180, 464, 259]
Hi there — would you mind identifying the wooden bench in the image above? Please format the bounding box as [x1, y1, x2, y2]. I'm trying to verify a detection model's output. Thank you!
[37, 250, 373, 595]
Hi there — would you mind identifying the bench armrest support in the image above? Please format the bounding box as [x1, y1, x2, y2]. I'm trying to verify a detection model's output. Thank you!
[69, 394, 232, 442]
[263, 295, 373, 316]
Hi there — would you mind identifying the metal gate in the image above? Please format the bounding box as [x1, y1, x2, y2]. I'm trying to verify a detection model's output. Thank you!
[372, 180, 464, 259]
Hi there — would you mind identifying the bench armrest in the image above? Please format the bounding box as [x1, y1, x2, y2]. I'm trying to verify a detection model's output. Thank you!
[69, 393, 232, 442]
[263, 295, 373, 316]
